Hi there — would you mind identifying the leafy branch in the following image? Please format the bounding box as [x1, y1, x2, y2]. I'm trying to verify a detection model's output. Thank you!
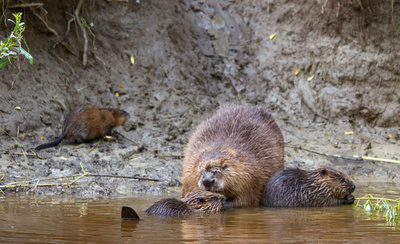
[0, 12, 33, 68]
[354, 194, 400, 224]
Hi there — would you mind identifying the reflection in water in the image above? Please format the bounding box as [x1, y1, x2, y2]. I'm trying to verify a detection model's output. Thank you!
[0, 181, 399, 242]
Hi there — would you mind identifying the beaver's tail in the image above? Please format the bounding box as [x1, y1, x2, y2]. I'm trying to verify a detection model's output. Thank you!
[121, 206, 141, 220]
[34, 136, 64, 151]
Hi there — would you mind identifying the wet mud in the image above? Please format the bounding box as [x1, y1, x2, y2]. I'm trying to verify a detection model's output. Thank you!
[1, 0, 400, 196]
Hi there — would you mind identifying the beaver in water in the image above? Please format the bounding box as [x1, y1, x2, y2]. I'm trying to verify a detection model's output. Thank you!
[181, 103, 285, 208]
[145, 190, 227, 217]
[35, 105, 130, 151]
[261, 166, 356, 207]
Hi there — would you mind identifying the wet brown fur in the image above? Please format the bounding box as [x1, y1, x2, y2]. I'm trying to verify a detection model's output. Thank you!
[35, 105, 129, 150]
[261, 166, 356, 207]
[145, 190, 227, 217]
[181, 104, 285, 208]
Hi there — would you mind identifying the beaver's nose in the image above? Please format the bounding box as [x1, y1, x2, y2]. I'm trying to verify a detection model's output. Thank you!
[202, 177, 215, 187]
[351, 183, 356, 191]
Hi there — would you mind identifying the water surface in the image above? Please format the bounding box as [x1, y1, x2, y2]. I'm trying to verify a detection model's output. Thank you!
[0, 181, 399, 243]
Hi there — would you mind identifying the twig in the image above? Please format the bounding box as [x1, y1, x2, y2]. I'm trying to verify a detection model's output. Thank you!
[289, 145, 400, 165]
[391, 0, 395, 25]
[60, 41, 79, 56]
[94, 54, 108, 73]
[74, 0, 88, 66]
[0, 182, 78, 189]
[64, 176, 71, 191]
[77, 86, 88, 92]
[87, 138, 105, 154]
[70, 172, 89, 184]
[114, 130, 136, 143]
[0, 175, 77, 187]
[64, 16, 75, 39]
[31, 179, 40, 195]
[301, 98, 330, 122]
[173, 88, 200, 111]
[353, 155, 400, 165]
[0, 174, 5, 195]
[50, 49, 77, 77]
[288, 145, 329, 157]
[52, 16, 75, 50]
[87, 174, 160, 182]
[287, 145, 360, 161]
[8, 3, 44, 8]
[357, 0, 363, 11]
[13, 152, 46, 160]
[32, 9, 59, 37]
[9, 66, 21, 90]
[0, 172, 89, 189]
[281, 128, 305, 141]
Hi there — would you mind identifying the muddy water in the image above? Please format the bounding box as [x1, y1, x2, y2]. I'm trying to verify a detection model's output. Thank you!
[0, 182, 399, 243]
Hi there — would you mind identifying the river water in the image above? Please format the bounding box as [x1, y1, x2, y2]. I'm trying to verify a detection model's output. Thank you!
[0, 181, 399, 243]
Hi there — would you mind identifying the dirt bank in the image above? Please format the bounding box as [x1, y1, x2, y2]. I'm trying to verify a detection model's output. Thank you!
[1, 0, 400, 196]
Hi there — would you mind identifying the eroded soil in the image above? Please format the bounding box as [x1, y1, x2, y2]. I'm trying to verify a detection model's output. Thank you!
[1, 0, 400, 196]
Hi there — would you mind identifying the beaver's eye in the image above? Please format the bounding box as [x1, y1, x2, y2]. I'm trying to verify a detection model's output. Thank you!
[213, 197, 219, 201]
[222, 164, 228, 170]
[340, 178, 345, 182]
[197, 198, 205, 204]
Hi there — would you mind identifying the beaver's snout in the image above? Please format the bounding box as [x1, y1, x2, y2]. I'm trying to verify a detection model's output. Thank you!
[202, 173, 215, 188]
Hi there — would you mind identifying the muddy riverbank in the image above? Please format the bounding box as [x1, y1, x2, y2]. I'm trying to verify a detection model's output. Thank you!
[1, 0, 400, 196]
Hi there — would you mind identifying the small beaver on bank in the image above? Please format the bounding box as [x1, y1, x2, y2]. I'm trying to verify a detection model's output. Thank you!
[145, 190, 227, 217]
[261, 166, 356, 207]
[181, 103, 285, 208]
[35, 105, 130, 151]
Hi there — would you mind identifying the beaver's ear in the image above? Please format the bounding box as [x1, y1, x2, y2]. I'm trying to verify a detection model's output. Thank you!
[320, 169, 327, 176]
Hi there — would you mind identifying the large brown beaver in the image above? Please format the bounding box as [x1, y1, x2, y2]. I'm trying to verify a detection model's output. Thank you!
[261, 166, 356, 207]
[145, 190, 227, 217]
[181, 103, 285, 208]
[35, 105, 130, 151]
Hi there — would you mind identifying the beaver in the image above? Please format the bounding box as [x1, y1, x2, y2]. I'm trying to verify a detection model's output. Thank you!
[121, 206, 141, 220]
[181, 103, 285, 208]
[145, 190, 227, 217]
[35, 105, 130, 151]
[261, 166, 356, 207]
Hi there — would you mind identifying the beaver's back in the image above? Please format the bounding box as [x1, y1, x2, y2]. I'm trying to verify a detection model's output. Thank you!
[145, 198, 193, 217]
[184, 103, 284, 169]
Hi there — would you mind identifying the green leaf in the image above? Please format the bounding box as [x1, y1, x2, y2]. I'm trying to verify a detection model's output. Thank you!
[14, 47, 33, 65]
[0, 57, 14, 68]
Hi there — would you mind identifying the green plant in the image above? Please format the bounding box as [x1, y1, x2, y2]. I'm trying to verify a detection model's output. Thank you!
[0, 12, 33, 68]
[81, 18, 97, 51]
[354, 194, 400, 224]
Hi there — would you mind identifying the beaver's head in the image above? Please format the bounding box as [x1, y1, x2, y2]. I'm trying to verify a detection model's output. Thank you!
[114, 109, 130, 126]
[316, 167, 356, 204]
[103, 108, 130, 127]
[182, 190, 227, 213]
[196, 147, 249, 199]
